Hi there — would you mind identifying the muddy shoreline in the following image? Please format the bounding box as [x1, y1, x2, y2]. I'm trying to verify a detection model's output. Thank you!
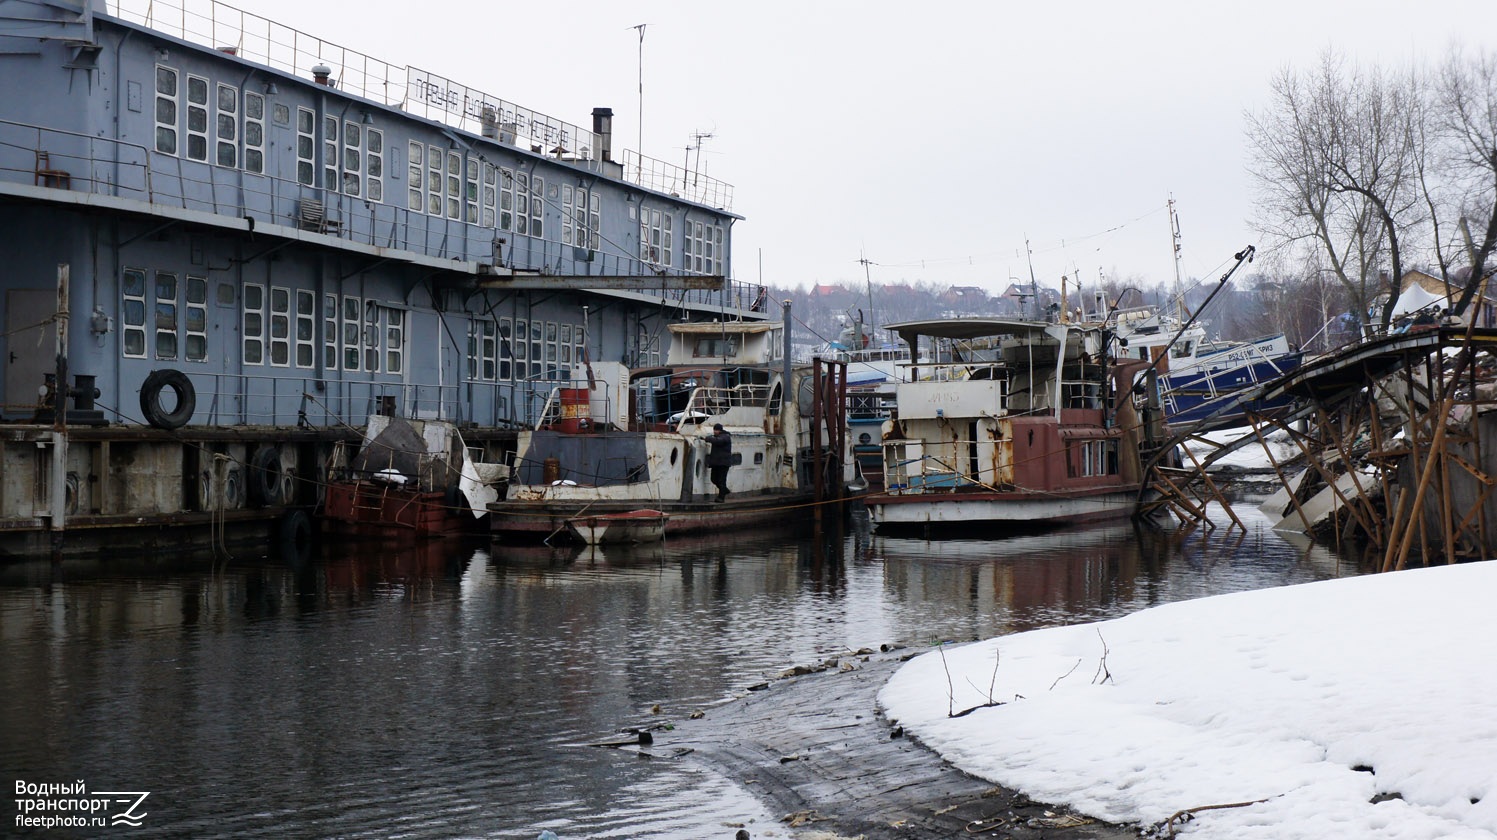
[653, 650, 1140, 839]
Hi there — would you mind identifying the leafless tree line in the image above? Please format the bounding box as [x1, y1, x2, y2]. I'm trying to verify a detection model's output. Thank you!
[1243, 47, 1497, 347]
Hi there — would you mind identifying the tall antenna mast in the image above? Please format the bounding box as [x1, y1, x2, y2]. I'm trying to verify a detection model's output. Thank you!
[631, 24, 647, 162]
[1024, 236, 1040, 320]
[684, 130, 713, 189]
[1168, 194, 1184, 319]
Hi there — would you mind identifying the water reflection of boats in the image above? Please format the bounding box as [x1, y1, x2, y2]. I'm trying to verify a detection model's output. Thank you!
[566, 509, 668, 545]
[317, 534, 476, 592]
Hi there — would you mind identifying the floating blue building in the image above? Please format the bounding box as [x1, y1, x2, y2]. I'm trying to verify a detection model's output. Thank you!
[0, 0, 761, 556]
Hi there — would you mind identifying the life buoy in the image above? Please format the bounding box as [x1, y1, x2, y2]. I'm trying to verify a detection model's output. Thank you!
[249, 445, 292, 507]
[139, 369, 195, 429]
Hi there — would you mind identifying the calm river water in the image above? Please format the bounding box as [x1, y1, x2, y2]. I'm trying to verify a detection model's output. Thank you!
[1, 502, 1370, 838]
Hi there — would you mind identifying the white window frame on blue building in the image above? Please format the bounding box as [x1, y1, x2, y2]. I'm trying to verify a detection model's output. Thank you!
[244, 91, 265, 174]
[154, 270, 179, 360]
[640, 206, 673, 265]
[215, 83, 237, 168]
[268, 285, 291, 367]
[243, 283, 264, 364]
[296, 108, 315, 186]
[407, 140, 423, 212]
[185, 274, 208, 362]
[153, 65, 178, 155]
[185, 75, 209, 162]
[295, 290, 315, 368]
[122, 267, 148, 358]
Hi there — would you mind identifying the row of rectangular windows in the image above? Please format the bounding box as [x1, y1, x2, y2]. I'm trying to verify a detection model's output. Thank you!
[242, 287, 405, 374]
[120, 268, 405, 374]
[121, 267, 208, 362]
[467, 318, 589, 383]
[150, 65, 723, 274]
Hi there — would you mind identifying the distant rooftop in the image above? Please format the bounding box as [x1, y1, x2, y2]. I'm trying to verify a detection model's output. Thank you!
[103, 0, 733, 211]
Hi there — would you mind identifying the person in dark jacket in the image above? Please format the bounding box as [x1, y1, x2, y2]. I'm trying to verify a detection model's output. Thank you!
[706, 423, 732, 502]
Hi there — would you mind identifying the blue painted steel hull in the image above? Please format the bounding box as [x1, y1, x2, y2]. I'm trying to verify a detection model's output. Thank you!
[1163, 352, 1304, 425]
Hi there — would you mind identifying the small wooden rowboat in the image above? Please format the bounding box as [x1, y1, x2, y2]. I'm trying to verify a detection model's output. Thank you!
[565, 509, 669, 545]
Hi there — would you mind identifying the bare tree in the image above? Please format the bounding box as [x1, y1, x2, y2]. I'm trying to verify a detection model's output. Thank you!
[1435, 48, 1497, 315]
[1246, 51, 1426, 332]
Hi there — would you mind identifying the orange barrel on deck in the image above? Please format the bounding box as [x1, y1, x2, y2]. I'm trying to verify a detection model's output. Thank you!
[558, 388, 590, 433]
[543, 457, 561, 484]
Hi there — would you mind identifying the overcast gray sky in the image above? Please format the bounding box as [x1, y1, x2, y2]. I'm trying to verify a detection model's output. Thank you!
[249, 0, 1495, 293]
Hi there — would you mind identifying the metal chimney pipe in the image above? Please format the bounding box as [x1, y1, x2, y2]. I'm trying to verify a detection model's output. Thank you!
[591, 107, 613, 162]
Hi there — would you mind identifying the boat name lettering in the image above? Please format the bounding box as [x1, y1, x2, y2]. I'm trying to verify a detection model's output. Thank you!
[408, 69, 574, 149]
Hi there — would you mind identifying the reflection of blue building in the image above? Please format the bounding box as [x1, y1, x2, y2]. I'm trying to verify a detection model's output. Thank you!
[0, 0, 758, 556]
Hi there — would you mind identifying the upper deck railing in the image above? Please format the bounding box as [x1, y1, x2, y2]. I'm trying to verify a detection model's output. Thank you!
[102, 0, 733, 211]
[0, 117, 761, 312]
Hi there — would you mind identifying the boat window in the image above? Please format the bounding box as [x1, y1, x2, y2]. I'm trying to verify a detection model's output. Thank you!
[122, 267, 148, 359]
[1172, 340, 1194, 359]
[446, 150, 462, 220]
[215, 83, 237, 168]
[243, 283, 264, 365]
[465, 157, 479, 223]
[244, 92, 265, 174]
[185, 75, 208, 162]
[186, 275, 209, 363]
[693, 338, 737, 357]
[295, 108, 315, 186]
[499, 168, 514, 231]
[323, 294, 339, 370]
[530, 321, 543, 379]
[498, 319, 513, 380]
[363, 304, 380, 372]
[529, 176, 545, 237]
[366, 129, 383, 203]
[482, 163, 497, 228]
[294, 290, 314, 368]
[685, 221, 723, 275]
[342, 295, 362, 372]
[154, 271, 179, 360]
[427, 145, 444, 216]
[154, 66, 178, 155]
[323, 115, 338, 190]
[639, 207, 673, 266]
[407, 140, 424, 211]
[384, 308, 405, 374]
[269, 285, 291, 367]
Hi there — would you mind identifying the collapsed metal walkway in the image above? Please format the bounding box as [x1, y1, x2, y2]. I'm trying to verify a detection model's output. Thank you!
[1143, 326, 1497, 569]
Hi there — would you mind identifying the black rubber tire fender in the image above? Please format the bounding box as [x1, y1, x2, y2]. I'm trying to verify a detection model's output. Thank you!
[139, 369, 195, 430]
[249, 444, 290, 508]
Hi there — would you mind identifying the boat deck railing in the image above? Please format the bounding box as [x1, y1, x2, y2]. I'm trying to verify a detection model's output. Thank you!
[684, 384, 773, 415]
[0, 113, 761, 335]
[1, 364, 568, 430]
[101, 0, 734, 212]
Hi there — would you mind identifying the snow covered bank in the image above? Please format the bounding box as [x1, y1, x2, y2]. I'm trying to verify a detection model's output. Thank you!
[879, 561, 1497, 839]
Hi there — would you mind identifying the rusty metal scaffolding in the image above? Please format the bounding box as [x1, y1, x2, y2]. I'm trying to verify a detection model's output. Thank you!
[1144, 325, 1497, 570]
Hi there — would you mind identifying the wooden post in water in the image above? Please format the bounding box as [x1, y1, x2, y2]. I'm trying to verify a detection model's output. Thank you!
[812, 357, 825, 529]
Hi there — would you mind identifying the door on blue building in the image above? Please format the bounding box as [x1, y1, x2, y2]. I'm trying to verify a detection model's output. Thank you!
[4, 289, 57, 416]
